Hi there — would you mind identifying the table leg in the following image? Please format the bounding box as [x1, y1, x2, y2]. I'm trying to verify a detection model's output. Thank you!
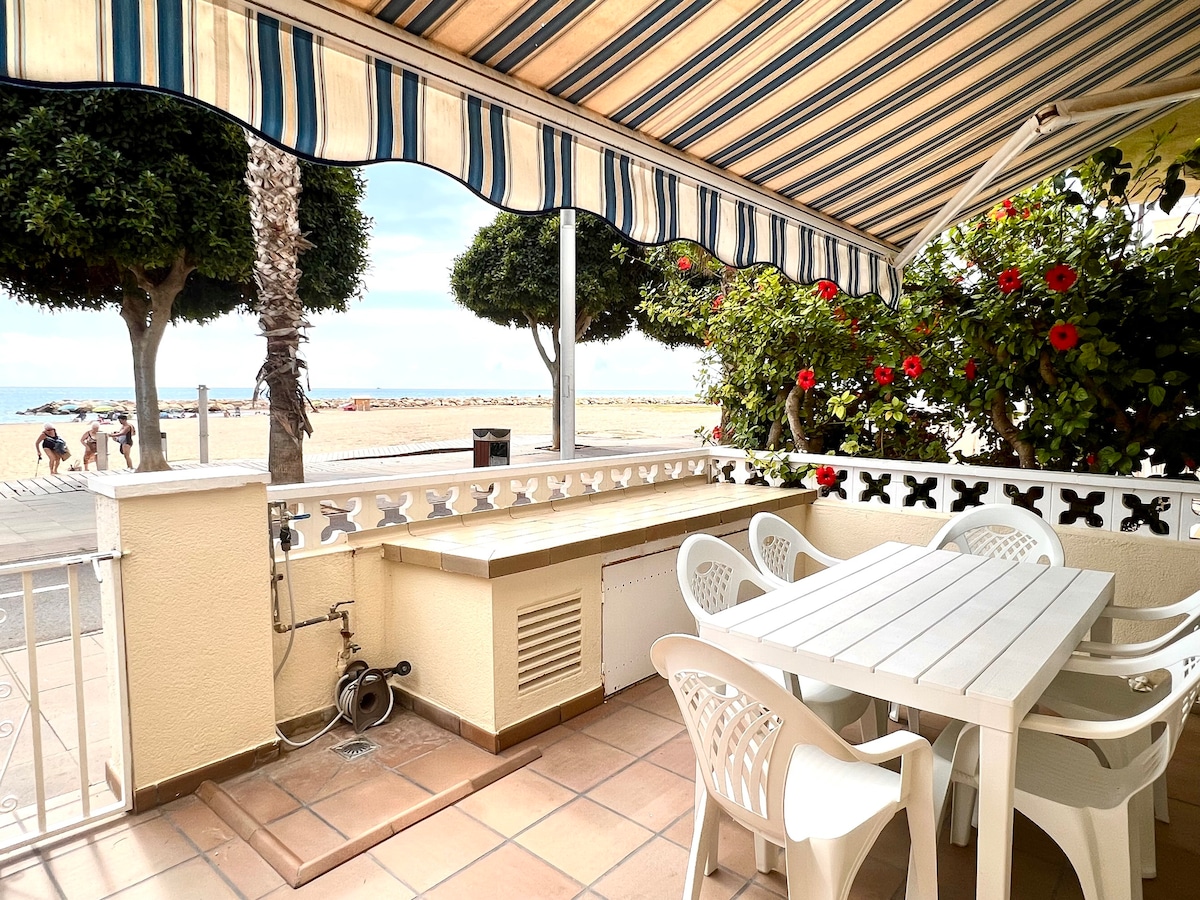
[976, 726, 1018, 900]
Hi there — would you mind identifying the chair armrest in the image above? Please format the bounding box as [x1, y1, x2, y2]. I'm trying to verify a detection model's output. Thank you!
[794, 532, 844, 570]
[1021, 694, 1171, 741]
[851, 730, 930, 765]
[1097, 591, 1200, 623]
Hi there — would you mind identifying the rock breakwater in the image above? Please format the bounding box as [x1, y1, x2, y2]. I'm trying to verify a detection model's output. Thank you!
[20, 394, 705, 417]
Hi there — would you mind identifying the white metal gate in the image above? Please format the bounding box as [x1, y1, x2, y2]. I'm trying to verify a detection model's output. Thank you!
[0, 551, 131, 855]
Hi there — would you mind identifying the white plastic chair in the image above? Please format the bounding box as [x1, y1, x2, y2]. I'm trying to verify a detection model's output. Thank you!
[1031, 588, 1200, 876]
[651, 634, 940, 900]
[927, 503, 1065, 566]
[749, 512, 844, 586]
[677, 533, 876, 736]
[946, 630, 1200, 900]
[894, 504, 1067, 733]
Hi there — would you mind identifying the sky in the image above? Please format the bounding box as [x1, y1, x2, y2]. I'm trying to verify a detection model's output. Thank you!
[0, 164, 704, 392]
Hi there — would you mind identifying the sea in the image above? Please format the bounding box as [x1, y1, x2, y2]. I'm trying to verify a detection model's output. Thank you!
[0, 386, 698, 425]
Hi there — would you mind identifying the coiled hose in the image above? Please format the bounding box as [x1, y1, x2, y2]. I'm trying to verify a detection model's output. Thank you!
[275, 667, 395, 749]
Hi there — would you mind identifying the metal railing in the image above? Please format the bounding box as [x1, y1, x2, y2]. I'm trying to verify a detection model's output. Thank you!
[0, 551, 131, 856]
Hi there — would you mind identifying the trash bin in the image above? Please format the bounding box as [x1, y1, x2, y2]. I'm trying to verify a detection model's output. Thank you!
[472, 428, 511, 467]
[160, 431, 168, 461]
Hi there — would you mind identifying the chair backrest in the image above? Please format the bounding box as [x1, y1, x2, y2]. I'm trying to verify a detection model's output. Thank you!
[676, 533, 774, 623]
[651, 634, 859, 847]
[1068, 630, 1200, 795]
[749, 511, 843, 584]
[929, 504, 1065, 566]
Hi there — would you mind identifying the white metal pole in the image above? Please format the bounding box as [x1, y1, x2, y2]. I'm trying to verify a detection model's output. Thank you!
[197, 384, 210, 463]
[559, 209, 576, 460]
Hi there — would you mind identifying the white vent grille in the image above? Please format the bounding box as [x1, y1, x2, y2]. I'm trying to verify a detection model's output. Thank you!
[517, 594, 583, 692]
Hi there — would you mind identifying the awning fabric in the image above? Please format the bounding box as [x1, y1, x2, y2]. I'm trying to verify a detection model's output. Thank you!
[3, 0, 1200, 308]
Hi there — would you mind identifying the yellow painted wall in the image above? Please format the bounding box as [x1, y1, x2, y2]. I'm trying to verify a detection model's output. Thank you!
[93, 469, 276, 790]
[388, 562, 497, 731]
[492, 557, 603, 731]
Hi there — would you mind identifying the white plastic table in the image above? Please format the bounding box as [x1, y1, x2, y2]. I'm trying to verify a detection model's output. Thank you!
[697, 540, 1115, 900]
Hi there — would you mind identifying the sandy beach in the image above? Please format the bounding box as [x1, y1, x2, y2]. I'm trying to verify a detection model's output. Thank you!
[2, 402, 718, 480]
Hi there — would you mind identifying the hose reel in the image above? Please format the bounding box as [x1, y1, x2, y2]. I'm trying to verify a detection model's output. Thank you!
[336, 658, 413, 733]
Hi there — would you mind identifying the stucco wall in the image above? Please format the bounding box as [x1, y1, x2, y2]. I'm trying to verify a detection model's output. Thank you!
[93, 468, 276, 790]
[388, 562, 497, 731]
[270, 545, 391, 722]
[492, 557, 602, 732]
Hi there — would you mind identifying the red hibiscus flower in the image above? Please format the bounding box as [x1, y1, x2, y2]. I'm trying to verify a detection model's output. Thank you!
[873, 366, 894, 386]
[711, 295, 723, 310]
[815, 465, 837, 488]
[1022, 208, 1031, 219]
[902, 354, 924, 379]
[849, 317, 860, 334]
[1048, 321, 1079, 351]
[1002, 199, 1013, 210]
[997, 268, 1022, 293]
[1045, 263, 1077, 292]
[1086, 452, 1097, 467]
[964, 358, 977, 381]
[797, 368, 817, 391]
[816, 280, 838, 300]
[914, 321, 931, 336]
[677, 256, 692, 271]
[711, 425, 723, 442]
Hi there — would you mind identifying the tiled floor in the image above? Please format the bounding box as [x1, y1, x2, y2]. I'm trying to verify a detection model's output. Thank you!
[3, 676, 1200, 899]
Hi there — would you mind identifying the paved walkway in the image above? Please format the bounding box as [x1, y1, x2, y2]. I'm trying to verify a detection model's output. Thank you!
[0, 435, 696, 565]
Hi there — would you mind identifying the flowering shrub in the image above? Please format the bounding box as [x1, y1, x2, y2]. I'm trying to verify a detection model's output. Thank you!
[906, 141, 1200, 474]
[639, 141, 1198, 476]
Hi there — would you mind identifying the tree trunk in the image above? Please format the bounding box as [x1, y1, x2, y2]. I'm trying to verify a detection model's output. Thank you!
[119, 255, 194, 472]
[526, 315, 561, 451]
[246, 134, 312, 484]
[990, 389, 1036, 467]
[784, 384, 810, 452]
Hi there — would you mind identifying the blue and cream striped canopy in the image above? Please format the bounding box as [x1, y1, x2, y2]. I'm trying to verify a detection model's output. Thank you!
[3, 0, 1199, 305]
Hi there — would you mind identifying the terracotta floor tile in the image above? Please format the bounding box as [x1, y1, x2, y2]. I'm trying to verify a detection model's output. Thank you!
[645, 731, 698, 778]
[395, 739, 503, 793]
[45, 815, 196, 899]
[309, 771, 431, 838]
[590, 835, 742, 900]
[368, 711, 457, 768]
[455, 767, 575, 836]
[515, 797, 652, 884]
[580, 703, 682, 757]
[663, 810, 765, 879]
[265, 808, 347, 860]
[265, 748, 383, 806]
[420, 842, 580, 900]
[161, 795, 236, 852]
[206, 836, 286, 899]
[587, 760, 694, 830]
[499, 724, 572, 759]
[260, 853, 414, 899]
[107, 856, 238, 899]
[369, 807, 502, 893]
[611, 675, 668, 705]
[0, 859, 62, 900]
[622, 683, 685, 723]
[561, 699, 624, 730]
[844, 856, 905, 899]
[528, 731, 636, 793]
[223, 777, 301, 825]
[739, 884, 787, 900]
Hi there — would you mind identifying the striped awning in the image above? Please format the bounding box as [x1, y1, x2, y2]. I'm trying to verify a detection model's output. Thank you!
[3, 1, 1199, 306]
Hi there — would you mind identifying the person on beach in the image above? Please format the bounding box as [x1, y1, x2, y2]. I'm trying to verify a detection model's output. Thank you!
[80, 422, 102, 471]
[35, 424, 66, 474]
[110, 415, 136, 468]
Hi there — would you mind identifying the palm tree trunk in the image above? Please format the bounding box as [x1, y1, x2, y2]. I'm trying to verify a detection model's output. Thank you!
[246, 134, 313, 484]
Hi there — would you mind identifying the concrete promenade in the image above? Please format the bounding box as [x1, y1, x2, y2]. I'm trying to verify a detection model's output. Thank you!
[0, 434, 696, 565]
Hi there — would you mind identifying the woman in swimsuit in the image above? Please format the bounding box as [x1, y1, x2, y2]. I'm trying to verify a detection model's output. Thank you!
[111, 414, 136, 469]
[80, 422, 102, 471]
[36, 424, 65, 474]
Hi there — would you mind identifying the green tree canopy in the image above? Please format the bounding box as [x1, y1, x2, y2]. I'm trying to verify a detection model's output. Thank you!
[450, 210, 697, 448]
[0, 85, 369, 470]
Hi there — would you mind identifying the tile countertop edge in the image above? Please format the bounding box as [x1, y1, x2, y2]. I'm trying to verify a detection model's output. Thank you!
[382, 484, 817, 577]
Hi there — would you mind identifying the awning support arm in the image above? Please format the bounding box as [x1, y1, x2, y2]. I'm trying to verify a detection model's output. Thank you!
[895, 75, 1200, 270]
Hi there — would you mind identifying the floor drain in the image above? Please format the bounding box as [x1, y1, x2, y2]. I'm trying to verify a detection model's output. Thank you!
[330, 737, 379, 760]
